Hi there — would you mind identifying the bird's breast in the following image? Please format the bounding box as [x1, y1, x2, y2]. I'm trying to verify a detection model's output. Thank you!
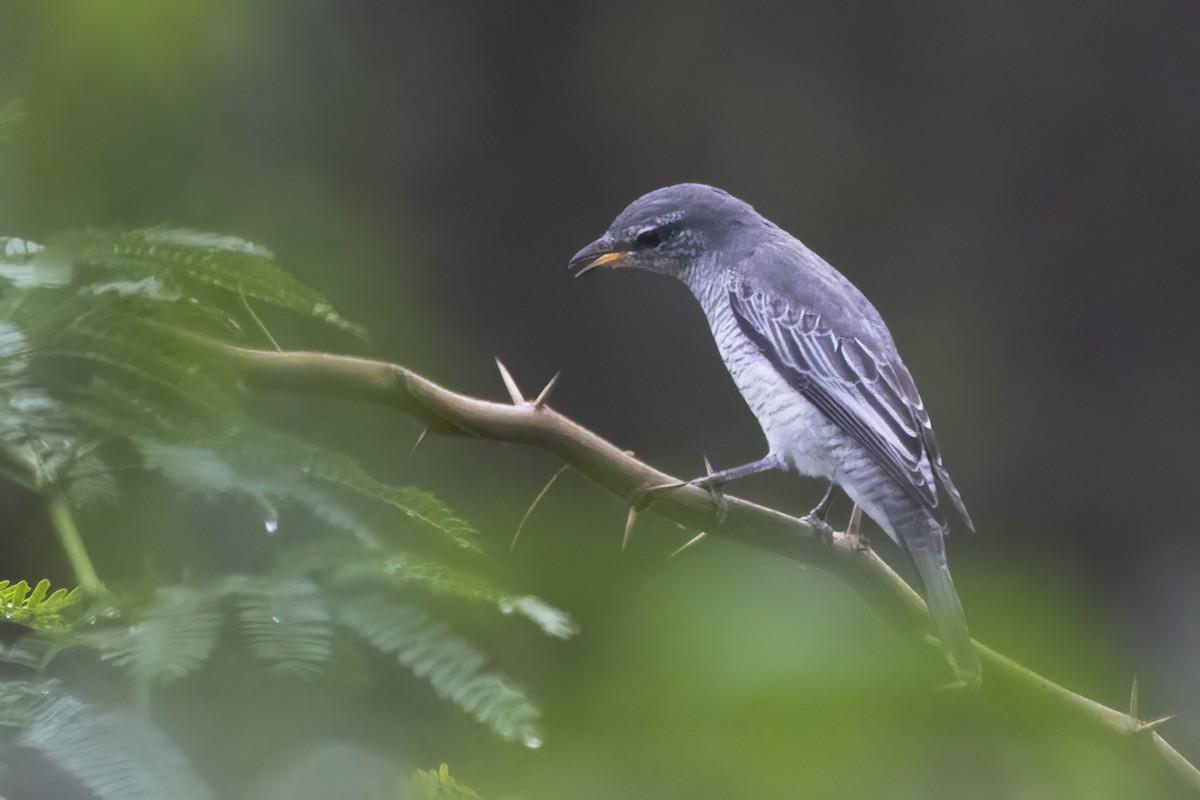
[703, 297, 847, 480]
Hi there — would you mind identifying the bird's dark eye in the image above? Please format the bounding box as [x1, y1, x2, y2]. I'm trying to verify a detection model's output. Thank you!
[634, 222, 678, 250]
[635, 228, 661, 249]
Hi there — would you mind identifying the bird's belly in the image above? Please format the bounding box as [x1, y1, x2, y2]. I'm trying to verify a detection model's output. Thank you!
[710, 316, 846, 479]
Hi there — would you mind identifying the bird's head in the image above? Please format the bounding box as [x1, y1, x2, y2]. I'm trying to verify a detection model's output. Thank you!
[569, 183, 760, 281]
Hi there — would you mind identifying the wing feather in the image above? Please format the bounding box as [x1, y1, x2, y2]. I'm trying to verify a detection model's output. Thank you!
[728, 281, 970, 527]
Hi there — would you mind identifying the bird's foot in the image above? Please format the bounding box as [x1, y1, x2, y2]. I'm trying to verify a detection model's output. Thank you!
[801, 512, 837, 551]
[800, 482, 849, 551]
[690, 474, 729, 524]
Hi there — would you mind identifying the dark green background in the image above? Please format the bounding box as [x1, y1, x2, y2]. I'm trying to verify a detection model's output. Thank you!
[1, 2, 1197, 797]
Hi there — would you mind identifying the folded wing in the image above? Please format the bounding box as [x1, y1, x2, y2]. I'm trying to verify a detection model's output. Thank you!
[728, 280, 972, 530]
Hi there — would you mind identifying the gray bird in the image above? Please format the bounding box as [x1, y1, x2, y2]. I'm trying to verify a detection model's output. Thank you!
[569, 183, 979, 682]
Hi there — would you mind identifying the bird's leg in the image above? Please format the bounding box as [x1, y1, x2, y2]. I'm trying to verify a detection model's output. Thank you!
[633, 453, 783, 522]
[797, 480, 840, 550]
[843, 504, 869, 550]
[845, 503, 862, 537]
[807, 480, 837, 521]
[693, 454, 784, 487]
[689, 454, 784, 522]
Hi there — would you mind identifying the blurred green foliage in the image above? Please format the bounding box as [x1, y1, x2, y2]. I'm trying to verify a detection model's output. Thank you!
[0, 228, 566, 796]
[1, 2, 1196, 798]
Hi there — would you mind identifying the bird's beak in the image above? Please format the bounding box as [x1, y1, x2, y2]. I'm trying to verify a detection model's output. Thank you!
[569, 237, 630, 278]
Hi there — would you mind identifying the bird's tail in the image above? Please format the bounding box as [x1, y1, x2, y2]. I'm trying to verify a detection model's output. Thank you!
[908, 533, 981, 684]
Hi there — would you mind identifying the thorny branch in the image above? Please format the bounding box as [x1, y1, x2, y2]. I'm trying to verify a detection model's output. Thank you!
[217, 342, 1200, 797]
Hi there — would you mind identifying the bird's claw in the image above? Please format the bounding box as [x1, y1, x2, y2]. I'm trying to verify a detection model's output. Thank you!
[801, 514, 837, 551]
[692, 476, 729, 524]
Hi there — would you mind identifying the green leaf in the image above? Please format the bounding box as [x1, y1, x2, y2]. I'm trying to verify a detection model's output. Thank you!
[136, 431, 482, 551]
[54, 227, 367, 338]
[136, 437, 366, 537]
[0, 578, 80, 631]
[0, 236, 71, 288]
[408, 763, 484, 800]
[336, 594, 542, 747]
[227, 576, 333, 678]
[210, 428, 482, 549]
[281, 536, 500, 608]
[91, 584, 222, 685]
[63, 449, 121, 509]
[0, 321, 90, 493]
[0, 679, 63, 730]
[498, 595, 578, 640]
[19, 692, 216, 800]
[389, 487, 481, 551]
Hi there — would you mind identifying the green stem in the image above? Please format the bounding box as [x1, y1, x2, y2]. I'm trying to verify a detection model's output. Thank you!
[46, 490, 103, 595]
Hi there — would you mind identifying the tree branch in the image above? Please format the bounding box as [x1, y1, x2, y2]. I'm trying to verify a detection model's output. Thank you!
[218, 343, 1200, 796]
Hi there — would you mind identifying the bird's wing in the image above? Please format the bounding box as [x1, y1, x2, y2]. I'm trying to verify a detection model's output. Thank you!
[728, 279, 972, 529]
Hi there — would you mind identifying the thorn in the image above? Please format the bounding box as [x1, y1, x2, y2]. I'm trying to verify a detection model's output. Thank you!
[1129, 674, 1139, 718]
[621, 506, 638, 553]
[494, 357, 525, 404]
[703, 454, 716, 476]
[409, 427, 428, 458]
[533, 370, 562, 408]
[669, 531, 707, 560]
[511, 465, 570, 554]
[1136, 715, 1175, 734]
[631, 479, 687, 511]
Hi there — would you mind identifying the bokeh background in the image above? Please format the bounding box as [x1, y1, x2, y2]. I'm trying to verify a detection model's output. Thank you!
[2, 1, 1198, 798]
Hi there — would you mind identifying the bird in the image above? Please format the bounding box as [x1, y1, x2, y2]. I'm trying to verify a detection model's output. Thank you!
[569, 183, 980, 683]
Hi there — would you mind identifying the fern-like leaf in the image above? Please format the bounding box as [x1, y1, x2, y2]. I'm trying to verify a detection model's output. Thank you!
[390, 487, 480, 551]
[0, 678, 62, 730]
[282, 538, 577, 639]
[0, 579, 79, 631]
[217, 429, 482, 550]
[91, 585, 221, 685]
[335, 594, 542, 747]
[18, 693, 216, 800]
[498, 595, 579, 640]
[227, 576, 333, 678]
[408, 763, 485, 800]
[0, 321, 90, 493]
[54, 227, 366, 338]
[136, 437, 367, 537]
[0, 236, 71, 288]
[283, 537, 498, 604]
[136, 431, 482, 551]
